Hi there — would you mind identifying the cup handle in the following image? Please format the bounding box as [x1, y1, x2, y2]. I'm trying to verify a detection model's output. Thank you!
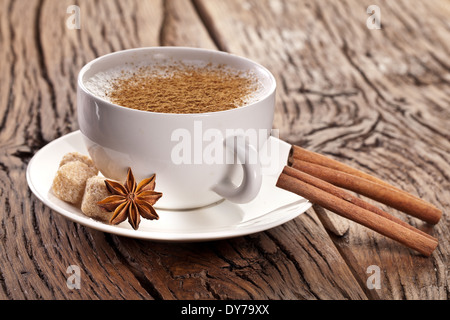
[212, 135, 262, 204]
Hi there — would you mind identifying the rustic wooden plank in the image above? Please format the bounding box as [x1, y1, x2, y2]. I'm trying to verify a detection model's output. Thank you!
[0, 0, 162, 299]
[97, 0, 365, 300]
[11, 0, 366, 300]
[110, 212, 366, 299]
[160, 0, 217, 48]
[107, 217, 366, 300]
[2, 0, 447, 301]
[317, 0, 450, 299]
[195, 0, 449, 299]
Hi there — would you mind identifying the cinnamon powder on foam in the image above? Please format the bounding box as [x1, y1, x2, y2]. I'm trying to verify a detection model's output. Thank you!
[106, 63, 260, 114]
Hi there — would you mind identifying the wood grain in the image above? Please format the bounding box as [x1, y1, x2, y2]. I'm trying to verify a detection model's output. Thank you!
[0, 0, 158, 300]
[0, 0, 448, 300]
[192, 0, 450, 299]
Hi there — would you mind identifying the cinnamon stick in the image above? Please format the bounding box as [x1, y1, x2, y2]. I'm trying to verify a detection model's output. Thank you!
[289, 145, 435, 209]
[277, 167, 438, 256]
[289, 159, 442, 225]
[281, 166, 436, 241]
[289, 145, 390, 186]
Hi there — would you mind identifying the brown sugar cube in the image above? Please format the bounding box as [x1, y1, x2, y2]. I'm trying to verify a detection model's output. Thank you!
[59, 152, 98, 177]
[81, 176, 113, 222]
[52, 161, 97, 204]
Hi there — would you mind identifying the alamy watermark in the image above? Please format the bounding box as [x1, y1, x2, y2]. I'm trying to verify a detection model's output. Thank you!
[66, 5, 81, 30]
[367, 5, 381, 30]
[171, 122, 280, 174]
[66, 5, 381, 31]
[366, 265, 381, 290]
[66, 265, 81, 290]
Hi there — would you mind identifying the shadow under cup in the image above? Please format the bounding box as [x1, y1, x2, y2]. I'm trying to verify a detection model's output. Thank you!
[77, 47, 276, 210]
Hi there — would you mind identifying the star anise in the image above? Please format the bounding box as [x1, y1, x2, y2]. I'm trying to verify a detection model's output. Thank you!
[97, 168, 162, 230]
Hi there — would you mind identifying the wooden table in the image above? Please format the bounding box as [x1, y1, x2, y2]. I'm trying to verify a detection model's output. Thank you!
[1, 0, 448, 301]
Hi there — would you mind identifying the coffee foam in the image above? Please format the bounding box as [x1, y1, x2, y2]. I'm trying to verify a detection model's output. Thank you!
[83, 60, 268, 107]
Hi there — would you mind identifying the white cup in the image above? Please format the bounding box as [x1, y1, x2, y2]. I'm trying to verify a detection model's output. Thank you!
[77, 47, 276, 210]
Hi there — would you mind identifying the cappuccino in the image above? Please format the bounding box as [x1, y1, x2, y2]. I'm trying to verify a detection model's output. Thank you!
[84, 61, 265, 114]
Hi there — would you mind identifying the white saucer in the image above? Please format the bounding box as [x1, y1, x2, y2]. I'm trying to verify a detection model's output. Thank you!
[26, 131, 311, 242]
